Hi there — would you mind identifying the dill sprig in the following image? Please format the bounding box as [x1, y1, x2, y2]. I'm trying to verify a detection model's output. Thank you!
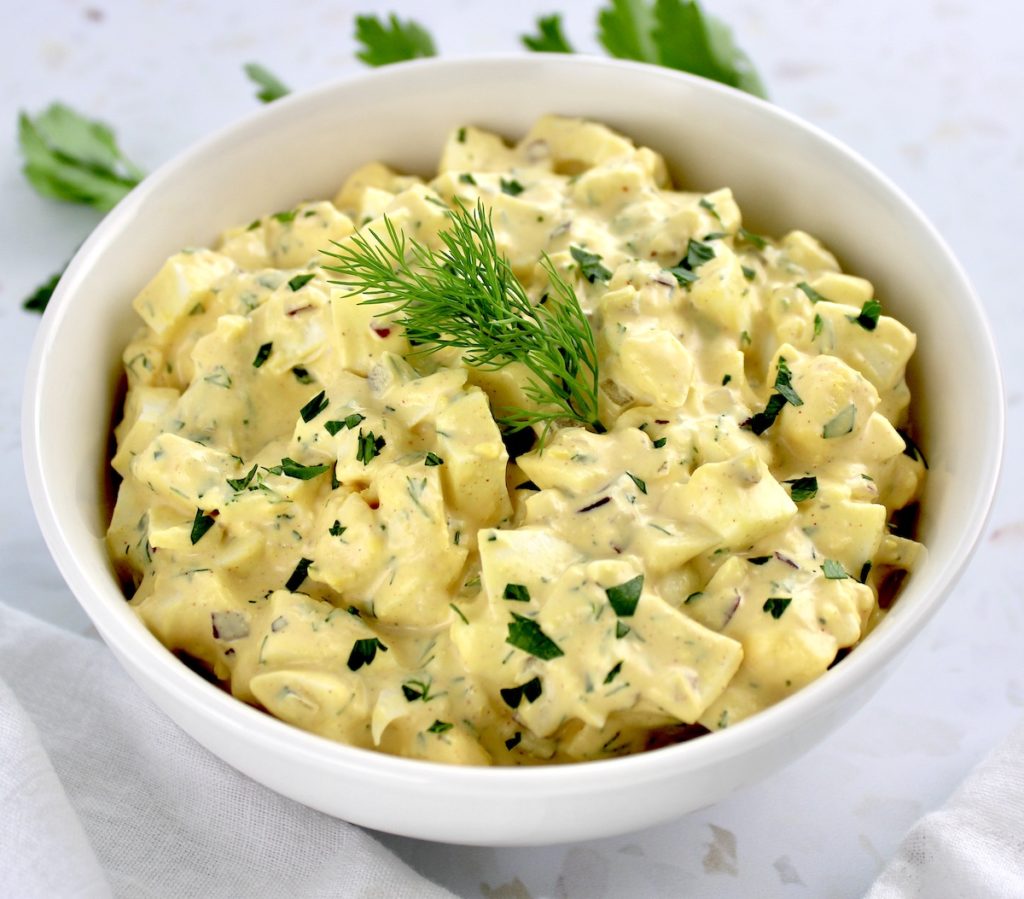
[322, 200, 601, 439]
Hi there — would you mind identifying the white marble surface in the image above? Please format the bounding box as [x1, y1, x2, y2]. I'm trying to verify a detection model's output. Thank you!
[3, 0, 1022, 895]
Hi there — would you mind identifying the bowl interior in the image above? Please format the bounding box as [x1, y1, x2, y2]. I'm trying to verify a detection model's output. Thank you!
[23, 55, 1003, 843]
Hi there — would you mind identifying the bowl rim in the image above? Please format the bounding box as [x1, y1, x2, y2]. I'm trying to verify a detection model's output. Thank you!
[22, 53, 1006, 791]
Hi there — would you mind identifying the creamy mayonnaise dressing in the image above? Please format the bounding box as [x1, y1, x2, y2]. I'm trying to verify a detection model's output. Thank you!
[107, 116, 925, 765]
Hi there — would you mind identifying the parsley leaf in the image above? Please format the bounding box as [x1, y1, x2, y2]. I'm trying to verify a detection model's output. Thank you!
[18, 103, 144, 211]
[522, 14, 575, 53]
[288, 272, 315, 291]
[667, 237, 715, 288]
[603, 661, 623, 684]
[741, 392, 787, 435]
[424, 451, 444, 467]
[598, 0, 766, 98]
[190, 509, 216, 545]
[626, 472, 648, 494]
[785, 476, 818, 502]
[329, 520, 346, 538]
[571, 245, 612, 283]
[773, 356, 803, 406]
[285, 557, 313, 592]
[797, 281, 829, 304]
[325, 412, 366, 436]
[278, 457, 331, 480]
[605, 574, 644, 617]
[505, 732, 522, 750]
[227, 463, 258, 492]
[506, 613, 564, 660]
[503, 583, 531, 602]
[500, 676, 543, 709]
[762, 597, 791, 619]
[23, 267, 63, 314]
[427, 719, 453, 734]
[849, 298, 881, 331]
[355, 429, 386, 465]
[500, 177, 525, 196]
[354, 13, 437, 67]
[822, 404, 856, 439]
[347, 636, 388, 671]
[299, 389, 328, 423]
[244, 63, 290, 103]
[898, 429, 928, 469]
[252, 342, 273, 368]
[615, 620, 631, 639]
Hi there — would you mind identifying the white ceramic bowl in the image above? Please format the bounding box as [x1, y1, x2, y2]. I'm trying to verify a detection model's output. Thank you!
[23, 56, 1003, 846]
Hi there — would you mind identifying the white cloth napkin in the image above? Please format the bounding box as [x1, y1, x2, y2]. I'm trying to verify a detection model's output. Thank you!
[0, 602, 454, 899]
[864, 718, 1024, 899]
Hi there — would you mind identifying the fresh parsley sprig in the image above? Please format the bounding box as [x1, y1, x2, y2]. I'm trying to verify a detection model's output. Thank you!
[322, 200, 601, 440]
[354, 13, 436, 66]
[522, 14, 575, 53]
[244, 63, 291, 103]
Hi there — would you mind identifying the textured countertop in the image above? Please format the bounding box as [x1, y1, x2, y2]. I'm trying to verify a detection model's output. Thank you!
[3, 1, 1022, 895]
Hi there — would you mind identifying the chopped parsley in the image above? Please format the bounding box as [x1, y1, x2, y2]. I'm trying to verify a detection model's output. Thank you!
[227, 464, 258, 492]
[626, 472, 647, 494]
[288, 272, 315, 292]
[737, 226, 766, 249]
[763, 597, 792, 619]
[615, 620, 631, 639]
[605, 574, 644, 617]
[652, 436, 667, 448]
[500, 177, 525, 196]
[190, 509, 216, 545]
[354, 13, 437, 66]
[603, 661, 623, 685]
[424, 452, 444, 466]
[402, 679, 438, 702]
[503, 583, 531, 602]
[244, 63, 290, 103]
[667, 237, 715, 288]
[797, 281, 828, 304]
[571, 245, 612, 283]
[274, 457, 331, 480]
[252, 342, 273, 368]
[747, 555, 772, 565]
[773, 357, 803, 406]
[285, 557, 313, 592]
[427, 719, 453, 734]
[347, 636, 388, 671]
[741, 265, 756, 281]
[356, 429, 386, 465]
[898, 430, 928, 468]
[522, 14, 574, 53]
[813, 313, 823, 338]
[785, 476, 818, 502]
[684, 591, 703, 604]
[859, 561, 873, 584]
[271, 209, 297, 224]
[329, 520, 346, 538]
[458, 172, 477, 185]
[291, 366, 313, 384]
[506, 613, 564, 660]
[722, 374, 732, 386]
[849, 298, 881, 331]
[449, 602, 469, 625]
[505, 731, 523, 750]
[325, 412, 366, 435]
[741, 356, 801, 434]
[500, 676, 543, 709]
[822, 559, 848, 579]
[299, 390, 328, 422]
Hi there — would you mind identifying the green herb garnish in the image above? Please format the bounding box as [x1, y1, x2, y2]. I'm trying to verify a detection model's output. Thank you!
[227, 464, 258, 492]
[797, 281, 828, 304]
[402, 678, 438, 702]
[773, 356, 803, 406]
[329, 520, 346, 537]
[597, 0, 765, 97]
[898, 430, 928, 469]
[505, 731, 523, 750]
[747, 555, 772, 565]
[615, 620, 631, 639]
[324, 201, 600, 441]
[626, 472, 648, 494]
[427, 719, 453, 734]
[291, 365, 313, 383]
[285, 557, 313, 592]
[603, 661, 623, 684]
[458, 172, 477, 185]
[252, 342, 273, 368]
[667, 237, 715, 288]
[276, 457, 331, 480]
[506, 613, 564, 660]
[23, 268, 63, 313]
[571, 245, 612, 283]
[18, 102, 144, 212]
[652, 436, 668, 448]
[347, 636, 388, 671]
[325, 412, 366, 436]
[763, 597, 791, 619]
[355, 429, 386, 465]
[737, 226, 766, 249]
[500, 177, 525, 196]
[742, 356, 802, 434]
[299, 390, 328, 423]
[288, 272, 315, 292]
[424, 451, 444, 466]
[354, 13, 436, 66]
[684, 591, 703, 604]
[522, 13, 575, 52]
[785, 476, 818, 502]
[190, 509, 216, 545]
[849, 298, 881, 331]
[500, 676, 543, 709]
[606, 574, 644, 617]
[244, 63, 291, 103]
[503, 583, 531, 602]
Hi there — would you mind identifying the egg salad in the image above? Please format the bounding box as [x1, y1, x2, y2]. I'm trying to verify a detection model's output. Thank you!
[107, 116, 926, 765]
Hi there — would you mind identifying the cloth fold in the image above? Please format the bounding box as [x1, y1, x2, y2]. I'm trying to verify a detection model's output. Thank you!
[865, 717, 1024, 898]
[0, 602, 453, 899]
